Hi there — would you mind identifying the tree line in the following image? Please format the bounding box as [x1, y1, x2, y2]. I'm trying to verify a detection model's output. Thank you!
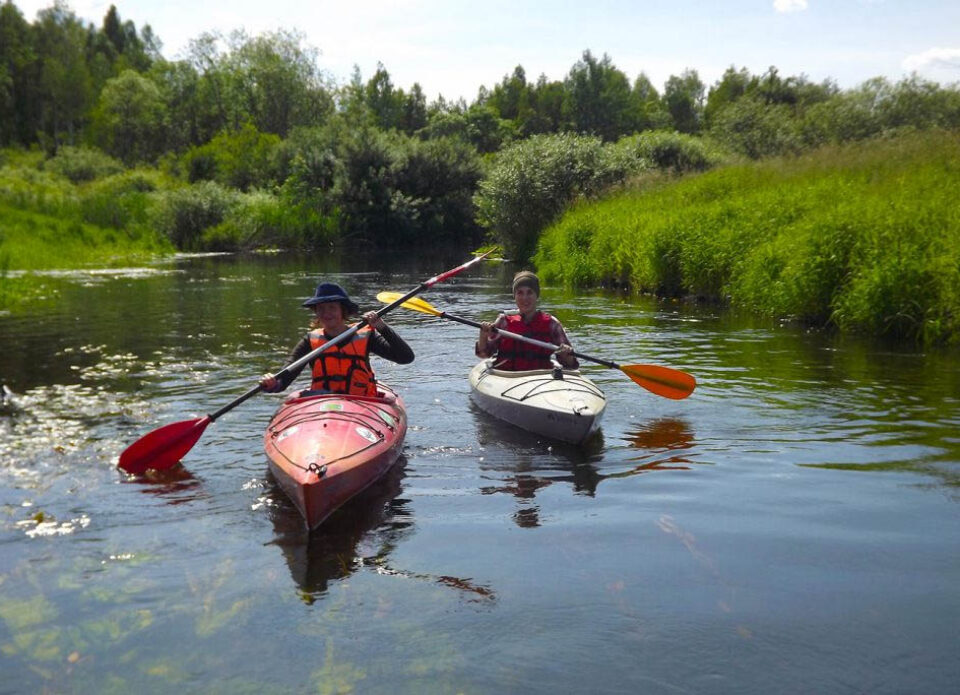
[2, 1, 959, 254]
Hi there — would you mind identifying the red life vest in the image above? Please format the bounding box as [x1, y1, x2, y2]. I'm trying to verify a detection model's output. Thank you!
[308, 326, 378, 396]
[494, 312, 556, 371]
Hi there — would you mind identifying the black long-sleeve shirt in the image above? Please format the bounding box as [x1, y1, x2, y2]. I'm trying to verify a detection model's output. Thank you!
[267, 323, 414, 392]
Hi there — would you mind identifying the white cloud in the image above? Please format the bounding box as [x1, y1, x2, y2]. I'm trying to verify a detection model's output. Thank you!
[902, 47, 960, 72]
[773, 0, 809, 12]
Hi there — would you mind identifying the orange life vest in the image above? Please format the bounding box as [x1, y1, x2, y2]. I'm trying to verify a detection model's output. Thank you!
[495, 312, 556, 371]
[308, 326, 377, 396]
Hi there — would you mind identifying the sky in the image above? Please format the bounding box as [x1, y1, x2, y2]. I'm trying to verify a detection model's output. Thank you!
[11, 0, 960, 102]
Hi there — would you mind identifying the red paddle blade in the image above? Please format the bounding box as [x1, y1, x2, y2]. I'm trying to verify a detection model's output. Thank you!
[118, 416, 211, 474]
[621, 364, 696, 400]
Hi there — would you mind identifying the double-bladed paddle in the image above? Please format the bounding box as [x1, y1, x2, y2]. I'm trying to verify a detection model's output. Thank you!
[118, 251, 494, 475]
[376, 292, 696, 400]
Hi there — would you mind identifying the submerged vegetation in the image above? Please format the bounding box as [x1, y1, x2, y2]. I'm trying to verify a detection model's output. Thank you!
[536, 131, 960, 344]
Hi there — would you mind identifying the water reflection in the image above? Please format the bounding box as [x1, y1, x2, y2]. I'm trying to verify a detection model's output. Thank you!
[473, 403, 609, 526]
[473, 413, 706, 526]
[123, 464, 205, 505]
[267, 459, 496, 605]
[618, 417, 700, 472]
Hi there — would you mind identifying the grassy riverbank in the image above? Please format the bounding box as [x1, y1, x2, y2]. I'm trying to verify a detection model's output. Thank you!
[536, 130, 960, 344]
[0, 150, 173, 311]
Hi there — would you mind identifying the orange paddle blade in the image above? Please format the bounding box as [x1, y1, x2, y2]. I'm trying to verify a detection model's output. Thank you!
[621, 364, 696, 400]
[118, 416, 211, 474]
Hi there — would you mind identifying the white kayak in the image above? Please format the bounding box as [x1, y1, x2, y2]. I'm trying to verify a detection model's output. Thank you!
[469, 359, 606, 444]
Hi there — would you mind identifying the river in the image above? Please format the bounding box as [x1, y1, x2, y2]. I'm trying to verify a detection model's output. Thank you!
[1, 250, 958, 694]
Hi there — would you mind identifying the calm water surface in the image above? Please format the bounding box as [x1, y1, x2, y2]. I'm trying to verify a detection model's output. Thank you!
[1, 251, 958, 694]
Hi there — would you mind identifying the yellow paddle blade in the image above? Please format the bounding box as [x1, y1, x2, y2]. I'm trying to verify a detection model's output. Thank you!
[621, 364, 696, 400]
[375, 292, 443, 316]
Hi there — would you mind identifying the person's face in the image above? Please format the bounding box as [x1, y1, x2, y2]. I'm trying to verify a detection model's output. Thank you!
[315, 301, 345, 330]
[514, 286, 538, 315]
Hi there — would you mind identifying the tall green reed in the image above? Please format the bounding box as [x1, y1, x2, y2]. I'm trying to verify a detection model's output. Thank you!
[537, 130, 960, 344]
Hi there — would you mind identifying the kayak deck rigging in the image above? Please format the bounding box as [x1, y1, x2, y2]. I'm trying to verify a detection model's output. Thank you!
[266, 399, 397, 473]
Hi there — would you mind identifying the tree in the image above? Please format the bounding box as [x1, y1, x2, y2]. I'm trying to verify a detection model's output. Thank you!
[709, 96, 800, 158]
[225, 29, 332, 137]
[704, 66, 750, 128]
[663, 69, 704, 134]
[562, 50, 637, 141]
[632, 72, 671, 131]
[487, 65, 530, 121]
[186, 31, 231, 137]
[33, 2, 93, 150]
[149, 58, 203, 152]
[398, 83, 428, 134]
[364, 62, 401, 130]
[0, 1, 36, 145]
[93, 69, 167, 163]
[523, 74, 565, 135]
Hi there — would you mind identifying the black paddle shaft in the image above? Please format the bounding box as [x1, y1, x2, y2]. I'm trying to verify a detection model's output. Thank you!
[439, 311, 620, 371]
[208, 253, 492, 422]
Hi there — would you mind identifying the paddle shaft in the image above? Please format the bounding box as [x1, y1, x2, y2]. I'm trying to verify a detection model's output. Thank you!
[437, 311, 620, 370]
[208, 252, 493, 422]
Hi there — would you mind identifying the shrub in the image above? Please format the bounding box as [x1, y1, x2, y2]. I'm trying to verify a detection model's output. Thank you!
[44, 146, 124, 183]
[708, 97, 802, 158]
[181, 123, 284, 191]
[79, 169, 167, 231]
[205, 190, 339, 251]
[150, 181, 238, 249]
[616, 131, 726, 173]
[474, 133, 634, 261]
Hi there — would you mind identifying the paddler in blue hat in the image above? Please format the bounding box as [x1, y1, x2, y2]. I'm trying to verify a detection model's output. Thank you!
[260, 282, 413, 396]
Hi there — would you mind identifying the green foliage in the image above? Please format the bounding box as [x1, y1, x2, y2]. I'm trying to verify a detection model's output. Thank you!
[32, 4, 94, 150]
[78, 168, 167, 231]
[150, 181, 238, 249]
[706, 72, 960, 156]
[709, 97, 802, 158]
[358, 63, 427, 135]
[203, 189, 338, 251]
[422, 105, 516, 154]
[0, 202, 171, 270]
[562, 51, 639, 141]
[223, 29, 333, 137]
[0, 154, 80, 219]
[663, 70, 705, 134]
[474, 132, 638, 261]
[536, 131, 960, 344]
[391, 135, 484, 242]
[181, 123, 283, 190]
[275, 120, 481, 245]
[615, 131, 726, 173]
[91, 70, 168, 164]
[44, 146, 123, 183]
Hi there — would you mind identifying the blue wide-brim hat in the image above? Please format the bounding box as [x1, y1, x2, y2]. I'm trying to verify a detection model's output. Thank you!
[302, 282, 360, 315]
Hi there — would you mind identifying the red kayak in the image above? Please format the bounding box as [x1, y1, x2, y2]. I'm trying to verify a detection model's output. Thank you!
[264, 385, 408, 530]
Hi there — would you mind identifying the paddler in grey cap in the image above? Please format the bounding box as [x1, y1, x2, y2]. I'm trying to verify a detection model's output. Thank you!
[261, 282, 413, 395]
[476, 270, 578, 371]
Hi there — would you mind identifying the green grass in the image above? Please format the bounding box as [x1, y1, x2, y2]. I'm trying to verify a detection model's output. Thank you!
[0, 204, 171, 270]
[536, 130, 960, 344]
[0, 152, 175, 287]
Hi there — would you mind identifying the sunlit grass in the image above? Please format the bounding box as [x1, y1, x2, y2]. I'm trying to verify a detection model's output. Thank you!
[0, 204, 171, 271]
[536, 130, 960, 344]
